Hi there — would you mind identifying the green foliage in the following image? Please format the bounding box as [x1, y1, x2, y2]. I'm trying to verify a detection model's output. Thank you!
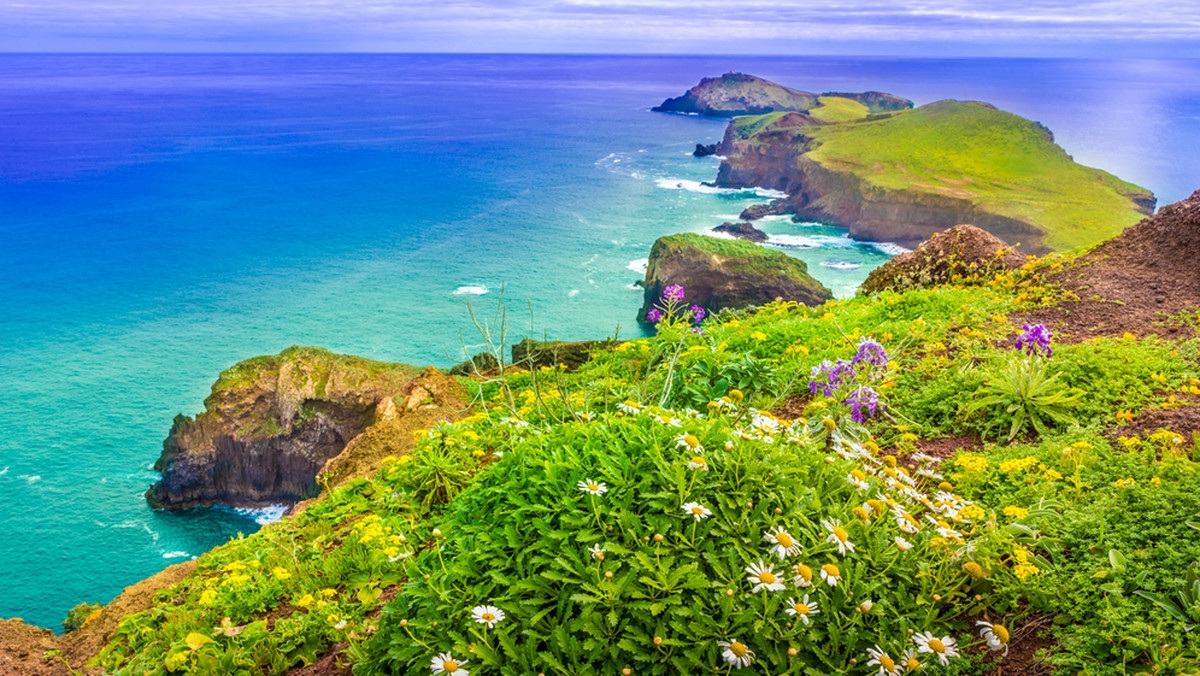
[670, 355, 775, 411]
[63, 601, 103, 633]
[960, 356, 1084, 441]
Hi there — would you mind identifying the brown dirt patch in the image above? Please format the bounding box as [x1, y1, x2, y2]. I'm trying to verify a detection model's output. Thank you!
[771, 392, 811, 420]
[910, 434, 982, 462]
[1110, 404, 1200, 440]
[1022, 189, 1200, 340]
[0, 619, 69, 676]
[977, 614, 1056, 676]
[286, 642, 349, 676]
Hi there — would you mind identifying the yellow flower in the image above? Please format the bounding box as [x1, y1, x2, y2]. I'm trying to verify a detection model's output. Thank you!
[198, 588, 218, 606]
[962, 561, 984, 579]
[998, 456, 1038, 473]
[272, 566, 291, 580]
[295, 594, 315, 608]
[1003, 505, 1029, 519]
[954, 454, 988, 473]
[1114, 478, 1136, 488]
[750, 331, 767, 342]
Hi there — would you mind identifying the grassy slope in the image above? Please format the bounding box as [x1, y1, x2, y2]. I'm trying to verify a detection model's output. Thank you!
[802, 100, 1151, 251]
[808, 96, 870, 123]
[81, 266, 1200, 675]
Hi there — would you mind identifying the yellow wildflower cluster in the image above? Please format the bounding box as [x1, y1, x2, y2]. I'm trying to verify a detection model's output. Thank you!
[1002, 506, 1029, 519]
[1114, 478, 1137, 488]
[998, 456, 1039, 473]
[1011, 546, 1039, 579]
[954, 454, 988, 473]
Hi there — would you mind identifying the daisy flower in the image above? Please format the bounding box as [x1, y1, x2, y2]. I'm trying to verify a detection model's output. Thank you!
[654, 415, 682, 428]
[976, 621, 1011, 656]
[587, 544, 605, 560]
[792, 563, 813, 588]
[675, 433, 704, 452]
[894, 536, 913, 552]
[865, 646, 901, 676]
[744, 560, 786, 593]
[687, 455, 709, 471]
[470, 605, 505, 628]
[430, 652, 468, 674]
[784, 595, 819, 624]
[847, 474, 870, 491]
[682, 501, 712, 521]
[763, 527, 802, 560]
[819, 563, 842, 587]
[577, 479, 608, 496]
[913, 631, 959, 665]
[616, 400, 644, 414]
[718, 639, 755, 668]
[822, 520, 856, 556]
[900, 647, 922, 672]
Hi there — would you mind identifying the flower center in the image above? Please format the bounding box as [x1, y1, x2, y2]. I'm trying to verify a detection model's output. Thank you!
[587, 483, 599, 491]
[880, 655, 896, 671]
[822, 564, 840, 577]
[906, 658, 920, 669]
[481, 613, 494, 622]
[794, 603, 809, 615]
[796, 565, 812, 581]
[692, 506, 705, 515]
[444, 660, 459, 673]
[775, 533, 794, 548]
[684, 434, 699, 448]
[993, 625, 1010, 643]
[690, 456, 706, 467]
[729, 642, 748, 657]
[929, 639, 946, 653]
[758, 571, 776, 584]
[833, 527, 849, 542]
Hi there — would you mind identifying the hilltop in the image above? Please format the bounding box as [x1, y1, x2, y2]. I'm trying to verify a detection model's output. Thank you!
[652, 72, 912, 117]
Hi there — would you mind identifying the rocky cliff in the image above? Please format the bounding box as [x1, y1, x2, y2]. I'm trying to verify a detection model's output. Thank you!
[146, 346, 425, 510]
[637, 233, 832, 322]
[713, 99, 1156, 253]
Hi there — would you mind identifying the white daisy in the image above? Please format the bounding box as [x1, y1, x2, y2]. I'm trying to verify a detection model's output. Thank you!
[577, 479, 608, 496]
[587, 544, 605, 560]
[654, 415, 682, 428]
[744, 560, 786, 593]
[430, 652, 468, 675]
[913, 631, 959, 665]
[822, 519, 856, 557]
[976, 621, 1011, 656]
[718, 639, 755, 668]
[784, 595, 819, 624]
[470, 605, 505, 628]
[894, 536, 913, 552]
[616, 400, 644, 414]
[763, 527, 802, 560]
[900, 647, 922, 672]
[686, 455, 709, 471]
[681, 501, 712, 521]
[675, 432, 704, 452]
[819, 563, 842, 587]
[388, 550, 412, 562]
[792, 563, 814, 588]
[847, 474, 870, 491]
[865, 646, 900, 676]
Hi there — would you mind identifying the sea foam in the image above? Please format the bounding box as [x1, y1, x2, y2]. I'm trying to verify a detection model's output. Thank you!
[654, 179, 786, 199]
[627, 258, 648, 274]
[452, 285, 490, 296]
[233, 504, 289, 526]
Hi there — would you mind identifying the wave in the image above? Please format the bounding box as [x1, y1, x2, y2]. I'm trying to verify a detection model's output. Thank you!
[568, 289, 580, 298]
[767, 234, 853, 250]
[626, 258, 648, 274]
[654, 179, 786, 199]
[22, 474, 41, 483]
[452, 285, 490, 296]
[820, 260, 863, 270]
[0, 467, 7, 476]
[233, 504, 289, 525]
[867, 242, 912, 256]
[162, 551, 191, 559]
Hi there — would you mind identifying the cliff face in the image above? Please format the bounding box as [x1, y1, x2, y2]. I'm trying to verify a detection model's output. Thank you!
[146, 346, 422, 510]
[714, 99, 1156, 253]
[638, 233, 832, 321]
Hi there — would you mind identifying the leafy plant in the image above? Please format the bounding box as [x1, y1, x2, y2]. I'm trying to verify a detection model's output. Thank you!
[961, 356, 1084, 441]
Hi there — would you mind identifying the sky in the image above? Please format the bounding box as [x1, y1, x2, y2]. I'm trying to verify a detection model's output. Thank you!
[0, 0, 1198, 56]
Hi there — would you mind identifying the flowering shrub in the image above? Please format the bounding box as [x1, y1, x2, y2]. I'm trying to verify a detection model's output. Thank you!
[809, 337, 890, 423]
[360, 403, 1021, 674]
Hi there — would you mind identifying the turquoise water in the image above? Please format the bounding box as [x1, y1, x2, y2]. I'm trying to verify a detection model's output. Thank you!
[2, 55, 1198, 630]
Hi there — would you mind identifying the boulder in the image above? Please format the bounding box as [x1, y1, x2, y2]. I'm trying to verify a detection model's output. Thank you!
[859, 224, 1023, 294]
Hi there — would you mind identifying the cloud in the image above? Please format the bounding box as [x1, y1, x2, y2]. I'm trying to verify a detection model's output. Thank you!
[0, 0, 1196, 53]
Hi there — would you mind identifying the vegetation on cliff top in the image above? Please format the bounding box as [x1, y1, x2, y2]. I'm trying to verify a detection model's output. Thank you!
[730, 100, 1154, 251]
[78, 247, 1200, 675]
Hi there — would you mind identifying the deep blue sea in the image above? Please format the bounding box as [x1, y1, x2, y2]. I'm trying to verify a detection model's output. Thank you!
[2, 54, 1198, 630]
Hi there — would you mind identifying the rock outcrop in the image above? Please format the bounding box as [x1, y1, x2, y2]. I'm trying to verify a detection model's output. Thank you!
[711, 98, 1155, 253]
[860, 224, 1024, 294]
[638, 233, 832, 321]
[713, 221, 768, 242]
[146, 346, 422, 510]
[693, 143, 720, 157]
[653, 73, 913, 118]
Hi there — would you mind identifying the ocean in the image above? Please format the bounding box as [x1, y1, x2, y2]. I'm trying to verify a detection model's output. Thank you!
[1, 54, 1197, 630]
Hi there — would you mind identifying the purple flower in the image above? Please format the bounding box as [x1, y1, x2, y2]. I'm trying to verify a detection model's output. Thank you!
[808, 359, 857, 397]
[852, 336, 888, 367]
[663, 284, 686, 303]
[843, 387, 882, 422]
[690, 305, 706, 322]
[1015, 323, 1053, 357]
[646, 307, 662, 323]
[691, 326, 705, 334]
